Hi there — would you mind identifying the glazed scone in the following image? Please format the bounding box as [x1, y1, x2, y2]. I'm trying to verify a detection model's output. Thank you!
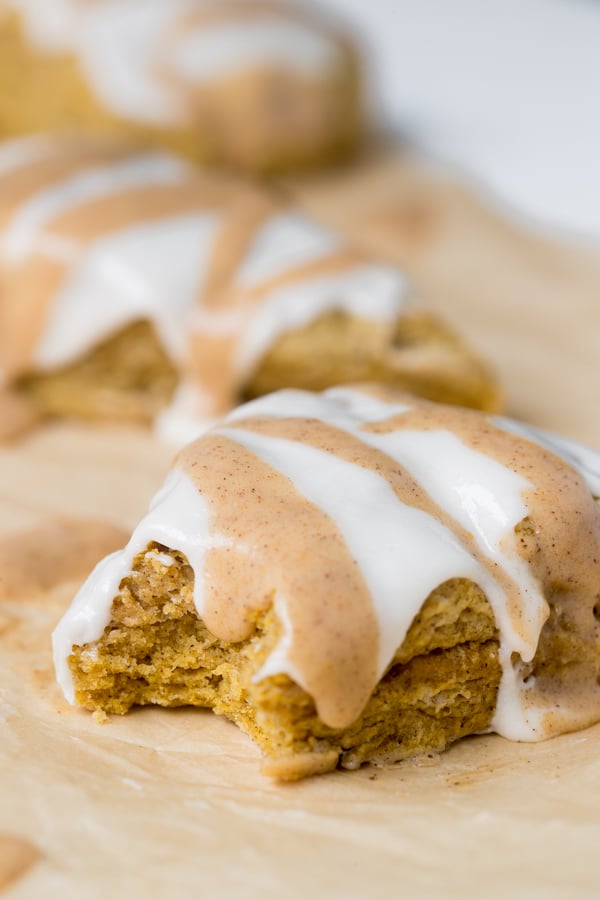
[53, 386, 600, 780]
[0, 0, 360, 173]
[0, 137, 500, 440]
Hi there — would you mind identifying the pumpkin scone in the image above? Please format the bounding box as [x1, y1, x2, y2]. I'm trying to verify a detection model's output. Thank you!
[0, 137, 500, 441]
[53, 385, 600, 780]
[0, 0, 360, 173]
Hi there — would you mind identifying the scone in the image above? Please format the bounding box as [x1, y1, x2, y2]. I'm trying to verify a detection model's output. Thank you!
[53, 385, 600, 780]
[0, 137, 500, 440]
[0, 0, 360, 173]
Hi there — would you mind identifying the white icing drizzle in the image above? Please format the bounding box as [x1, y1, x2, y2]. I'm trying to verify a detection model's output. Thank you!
[53, 467, 213, 703]
[224, 388, 552, 737]
[4, 0, 80, 52]
[170, 17, 341, 82]
[243, 390, 547, 658]
[226, 385, 412, 427]
[53, 387, 600, 742]
[153, 381, 218, 445]
[234, 212, 342, 289]
[218, 425, 502, 685]
[0, 152, 190, 265]
[77, 0, 190, 125]
[0, 134, 59, 178]
[36, 212, 221, 368]
[7, 0, 343, 126]
[494, 416, 600, 498]
[144, 550, 175, 568]
[230, 264, 409, 381]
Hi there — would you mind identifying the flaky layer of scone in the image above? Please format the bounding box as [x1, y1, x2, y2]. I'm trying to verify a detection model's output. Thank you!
[0, 137, 500, 440]
[0, 0, 360, 173]
[70, 547, 501, 780]
[53, 386, 600, 779]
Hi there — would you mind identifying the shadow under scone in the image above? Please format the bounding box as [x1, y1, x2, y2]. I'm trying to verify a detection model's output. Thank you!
[69, 543, 502, 780]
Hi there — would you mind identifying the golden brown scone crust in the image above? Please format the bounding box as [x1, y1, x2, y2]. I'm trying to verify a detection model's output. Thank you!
[69, 543, 502, 780]
[0, 9, 360, 174]
[17, 321, 179, 425]
[16, 309, 501, 427]
[246, 308, 502, 412]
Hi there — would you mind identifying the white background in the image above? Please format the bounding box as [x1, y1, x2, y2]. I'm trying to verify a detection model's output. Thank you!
[320, 0, 600, 240]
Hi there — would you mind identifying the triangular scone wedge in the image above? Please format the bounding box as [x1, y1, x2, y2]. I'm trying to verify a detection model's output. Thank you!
[53, 386, 600, 779]
[0, 137, 500, 441]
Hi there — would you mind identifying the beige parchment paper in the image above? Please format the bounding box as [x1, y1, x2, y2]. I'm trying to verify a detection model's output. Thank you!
[2, 154, 600, 899]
